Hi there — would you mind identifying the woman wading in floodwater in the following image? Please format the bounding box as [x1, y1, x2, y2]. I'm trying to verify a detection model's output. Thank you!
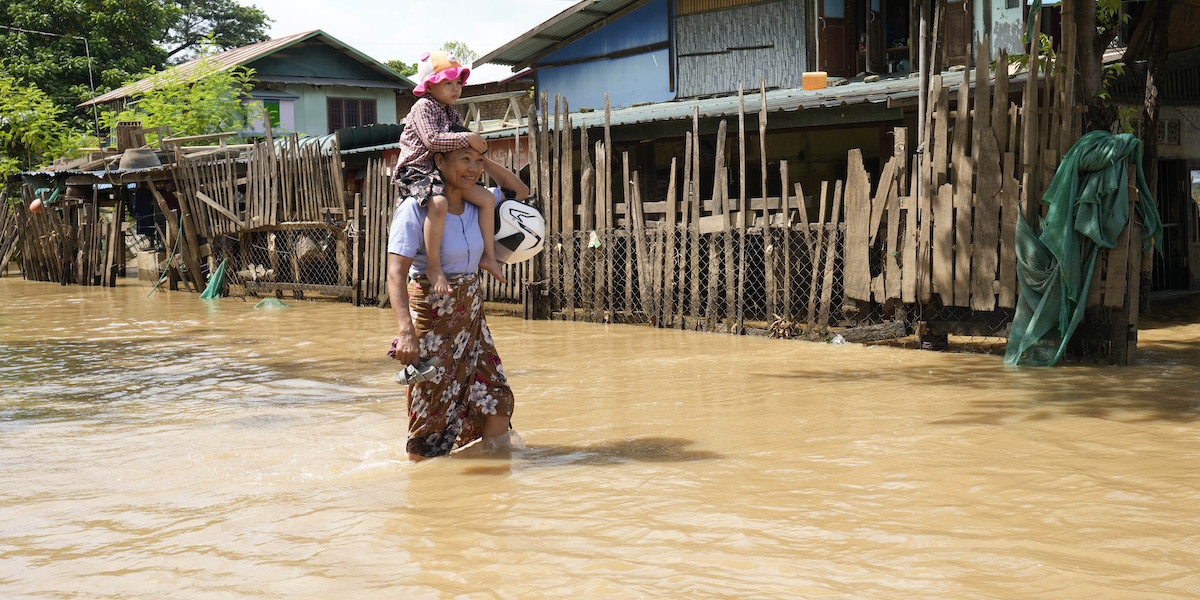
[386, 137, 529, 462]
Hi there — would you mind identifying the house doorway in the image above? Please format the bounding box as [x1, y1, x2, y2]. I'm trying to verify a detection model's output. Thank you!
[1152, 159, 1198, 291]
[818, 0, 913, 77]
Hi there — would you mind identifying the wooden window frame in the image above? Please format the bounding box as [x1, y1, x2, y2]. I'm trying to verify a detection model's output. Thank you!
[327, 97, 378, 133]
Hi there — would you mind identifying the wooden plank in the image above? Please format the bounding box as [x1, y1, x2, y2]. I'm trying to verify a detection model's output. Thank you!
[842, 149, 871, 301]
[594, 140, 606, 320]
[817, 181, 843, 329]
[663, 156, 678, 327]
[1021, 10, 1042, 216]
[195, 190, 246, 229]
[932, 77, 950, 188]
[604, 94, 615, 320]
[630, 169, 653, 319]
[562, 103, 577, 320]
[689, 107, 702, 322]
[676, 132, 692, 329]
[993, 49, 1010, 155]
[951, 67, 974, 307]
[998, 152, 1020, 308]
[760, 80, 772, 321]
[868, 157, 897, 246]
[1103, 203, 1132, 309]
[933, 182, 955, 300]
[733, 83, 746, 330]
[711, 119, 728, 327]
[579, 126, 594, 321]
[550, 95, 562, 315]
[622, 152, 633, 315]
[970, 132, 1002, 311]
[781, 164, 795, 320]
[884, 172, 901, 301]
[807, 180, 829, 328]
[974, 35, 993, 159]
[706, 230, 720, 330]
[897, 129, 917, 303]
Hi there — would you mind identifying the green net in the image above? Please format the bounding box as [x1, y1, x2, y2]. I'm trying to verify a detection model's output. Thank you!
[1004, 131, 1163, 367]
[199, 258, 228, 299]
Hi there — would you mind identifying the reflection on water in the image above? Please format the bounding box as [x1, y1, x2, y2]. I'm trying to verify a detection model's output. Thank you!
[2, 278, 1200, 599]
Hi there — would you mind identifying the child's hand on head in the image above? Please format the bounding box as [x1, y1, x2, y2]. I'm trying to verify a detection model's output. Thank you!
[467, 132, 487, 154]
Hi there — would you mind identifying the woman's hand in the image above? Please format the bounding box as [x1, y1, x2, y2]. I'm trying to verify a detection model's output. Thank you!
[386, 252, 421, 364]
[391, 329, 420, 364]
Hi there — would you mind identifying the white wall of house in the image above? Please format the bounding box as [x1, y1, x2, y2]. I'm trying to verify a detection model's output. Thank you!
[991, 0, 1025, 56]
[247, 84, 399, 136]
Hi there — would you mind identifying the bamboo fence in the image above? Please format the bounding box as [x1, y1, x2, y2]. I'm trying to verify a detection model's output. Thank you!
[524, 36, 1144, 357]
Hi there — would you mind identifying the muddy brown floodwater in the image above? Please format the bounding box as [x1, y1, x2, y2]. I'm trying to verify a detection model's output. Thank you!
[2, 277, 1200, 599]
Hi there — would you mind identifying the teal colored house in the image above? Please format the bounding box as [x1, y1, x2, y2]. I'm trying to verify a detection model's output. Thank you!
[81, 30, 415, 137]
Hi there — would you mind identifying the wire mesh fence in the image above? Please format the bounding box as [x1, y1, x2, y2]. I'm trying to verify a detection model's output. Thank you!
[539, 225, 1013, 354]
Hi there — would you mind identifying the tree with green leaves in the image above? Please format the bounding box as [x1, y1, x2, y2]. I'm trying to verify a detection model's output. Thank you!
[441, 41, 478, 67]
[0, 0, 272, 126]
[386, 60, 417, 77]
[99, 59, 260, 145]
[163, 0, 272, 64]
[0, 72, 87, 180]
[0, 0, 179, 125]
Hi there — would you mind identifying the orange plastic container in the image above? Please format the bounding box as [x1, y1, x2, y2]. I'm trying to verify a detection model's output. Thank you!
[802, 71, 828, 90]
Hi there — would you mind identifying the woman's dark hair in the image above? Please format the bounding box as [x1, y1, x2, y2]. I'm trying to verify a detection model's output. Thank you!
[434, 125, 484, 161]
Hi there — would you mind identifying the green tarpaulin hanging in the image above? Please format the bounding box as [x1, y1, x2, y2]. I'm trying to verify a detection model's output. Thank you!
[199, 258, 228, 299]
[1004, 131, 1163, 367]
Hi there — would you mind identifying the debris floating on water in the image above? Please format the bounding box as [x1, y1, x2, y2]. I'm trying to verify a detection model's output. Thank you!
[254, 298, 289, 309]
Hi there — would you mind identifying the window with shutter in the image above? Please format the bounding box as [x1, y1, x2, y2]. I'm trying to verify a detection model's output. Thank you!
[326, 98, 379, 133]
[327, 99, 344, 133]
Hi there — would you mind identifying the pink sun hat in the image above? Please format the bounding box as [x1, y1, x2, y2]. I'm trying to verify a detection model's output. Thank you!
[413, 50, 470, 96]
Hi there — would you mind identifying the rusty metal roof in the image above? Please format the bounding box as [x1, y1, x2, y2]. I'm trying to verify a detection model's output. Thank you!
[80, 30, 414, 107]
[476, 0, 650, 70]
[477, 70, 1007, 139]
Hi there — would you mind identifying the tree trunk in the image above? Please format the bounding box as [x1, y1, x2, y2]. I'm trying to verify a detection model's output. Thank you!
[1142, 0, 1170, 194]
[1072, 0, 1110, 131]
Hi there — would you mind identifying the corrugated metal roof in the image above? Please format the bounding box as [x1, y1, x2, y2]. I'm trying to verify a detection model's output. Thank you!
[478, 70, 1009, 139]
[80, 30, 414, 107]
[477, 0, 650, 70]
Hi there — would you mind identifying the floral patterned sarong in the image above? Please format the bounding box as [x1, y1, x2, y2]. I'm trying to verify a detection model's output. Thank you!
[405, 273, 514, 457]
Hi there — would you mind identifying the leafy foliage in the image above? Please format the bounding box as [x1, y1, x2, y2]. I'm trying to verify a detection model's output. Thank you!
[163, 0, 272, 64]
[0, 71, 87, 179]
[441, 40, 478, 67]
[386, 60, 418, 77]
[0, 0, 271, 125]
[99, 59, 260, 146]
[0, 0, 180, 123]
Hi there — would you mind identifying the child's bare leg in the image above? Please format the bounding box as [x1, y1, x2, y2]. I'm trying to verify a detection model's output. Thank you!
[424, 195, 451, 295]
[465, 185, 505, 283]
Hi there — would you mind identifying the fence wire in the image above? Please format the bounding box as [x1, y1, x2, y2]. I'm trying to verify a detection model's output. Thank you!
[539, 226, 1013, 355]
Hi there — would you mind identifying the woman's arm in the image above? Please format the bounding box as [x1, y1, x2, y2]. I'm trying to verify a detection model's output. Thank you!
[483, 157, 530, 200]
[386, 253, 419, 364]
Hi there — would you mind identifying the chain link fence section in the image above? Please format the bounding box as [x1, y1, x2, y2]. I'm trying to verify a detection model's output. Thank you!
[540, 224, 1012, 354]
[212, 227, 356, 302]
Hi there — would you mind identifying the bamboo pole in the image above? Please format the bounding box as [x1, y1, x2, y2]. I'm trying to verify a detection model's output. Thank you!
[663, 156, 678, 327]
[733, 83, 746, 331]
[759, 79, 772, 321]
[676, 132, 692, 329]
[689, 107, 702, 324]
[781, 161, 795, 320]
